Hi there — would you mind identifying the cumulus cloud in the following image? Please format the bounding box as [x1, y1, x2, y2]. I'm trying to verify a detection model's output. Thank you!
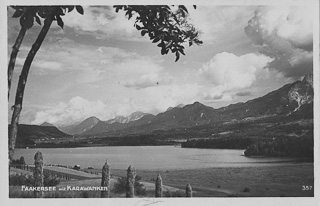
[141, 84, 202, 113]
[61, 6, 139, 40]
[235, 91, 252, 97]
[188, 6, 254, 43]
[199, 52, 273, 90]
[244, 5, 313, 78]
[14, 37, 166, 86]
[124, 72, 173, 89]
[31, 96, 113, 126]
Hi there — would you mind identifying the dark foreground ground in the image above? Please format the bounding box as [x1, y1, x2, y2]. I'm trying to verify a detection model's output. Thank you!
[10, 162, 313, 198]
[87, 162, 314, 197]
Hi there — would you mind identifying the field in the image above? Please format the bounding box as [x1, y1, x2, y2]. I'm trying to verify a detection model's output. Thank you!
[10, 162, 313, 198]
[108, 163, 314, 197]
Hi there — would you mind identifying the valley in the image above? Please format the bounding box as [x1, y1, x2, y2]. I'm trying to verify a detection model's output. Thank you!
[14, 74, 314, 159]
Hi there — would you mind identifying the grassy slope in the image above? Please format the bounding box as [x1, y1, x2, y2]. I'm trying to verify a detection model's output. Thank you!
[9, 162, 313, 198]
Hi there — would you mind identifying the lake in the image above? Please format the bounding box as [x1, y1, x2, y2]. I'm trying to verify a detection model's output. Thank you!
[13, 146, 299, 170]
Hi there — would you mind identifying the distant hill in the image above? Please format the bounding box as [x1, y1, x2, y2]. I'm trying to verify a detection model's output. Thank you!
[13, 124, 71, 148]
[105, 111, 150, 124]
[82, 114, 155, 135]
[59, 116, 101, 135]
[40, 122, 55, 127]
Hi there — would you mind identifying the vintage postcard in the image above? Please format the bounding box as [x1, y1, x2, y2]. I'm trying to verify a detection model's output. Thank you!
[1, 0, 319, 205]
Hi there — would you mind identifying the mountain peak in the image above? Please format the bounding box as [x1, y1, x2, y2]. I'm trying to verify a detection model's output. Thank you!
[191, 101, 205, 107]
[87, 116, 100, 121]
[81, 116, 101, 125]
[127, 111, 148, 122]
[302, 74, 313, 88]
[106, 112, 149, 124]
[177, 104, 185, 108]
[40, 122, 55, 127]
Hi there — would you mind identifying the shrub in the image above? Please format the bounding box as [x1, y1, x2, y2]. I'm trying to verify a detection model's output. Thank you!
[243, 187, 250, 192]
[9, 173, 60, 186]
[10, 156, 26, 169]
[9, 174, 33, 186]
[113, 175, 146, 196]
[163, 190, 185, 197]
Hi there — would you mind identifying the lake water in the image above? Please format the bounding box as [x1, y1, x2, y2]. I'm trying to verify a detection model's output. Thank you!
[13, 146, 299, 170]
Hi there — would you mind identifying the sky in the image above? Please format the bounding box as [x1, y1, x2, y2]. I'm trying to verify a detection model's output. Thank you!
[7, 3, 315, 126]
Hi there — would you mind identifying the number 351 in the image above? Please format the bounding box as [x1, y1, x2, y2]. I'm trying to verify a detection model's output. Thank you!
[302, 186, 313, 190]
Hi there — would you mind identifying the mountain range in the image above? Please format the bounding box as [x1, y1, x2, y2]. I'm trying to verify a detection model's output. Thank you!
[74, 74, 313, 137]
[16, 74, 314, 143]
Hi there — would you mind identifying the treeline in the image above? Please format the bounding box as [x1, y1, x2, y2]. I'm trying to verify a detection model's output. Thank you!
[244, 136, 313, 158]
[181, 137, 256, 149]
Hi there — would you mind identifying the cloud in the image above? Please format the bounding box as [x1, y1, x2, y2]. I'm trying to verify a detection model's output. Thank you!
[142, 84, 201, 113]
[235, 91, 252, 97]
[199, 52, 273, 90]
[124, 72, 173, 89]
[189, 6, 255, 43]
[13, 37, 166, 85]
[60, 6, 140, 40]
[244, 5, 313, 78]
[31, 96, 113, 126]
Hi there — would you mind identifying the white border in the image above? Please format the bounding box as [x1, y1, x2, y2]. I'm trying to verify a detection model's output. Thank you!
[1, 0, 319, 206]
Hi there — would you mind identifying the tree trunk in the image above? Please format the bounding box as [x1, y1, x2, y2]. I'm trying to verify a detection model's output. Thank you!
[101, 160, 110, 198]
[8, 26, 27, 99]
[8, 15, 54, 161]
[126, 165, 136, 198]
[155, 173, 163, 197]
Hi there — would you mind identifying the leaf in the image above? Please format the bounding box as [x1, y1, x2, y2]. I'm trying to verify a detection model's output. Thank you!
[35, 15, 41, 25]
[152, 37, 160, 43]
[12, 10, 24, 18]
[179, 49, 185, 55]
[76, 6, 84, 15]
[193, 5, 197, 9]
[175, 51, 180, 62]
[141, 30, 147, 36]
[67, 6, 74, 12]
[189, 41, 193, 47]
[20, 14, 34, 29]
[114, 6, 122, 13]
[161, 47, 166, 55]
[56, 15, 64, 29]
[179, 5, 188, 13]
[157, 41, 165, 47]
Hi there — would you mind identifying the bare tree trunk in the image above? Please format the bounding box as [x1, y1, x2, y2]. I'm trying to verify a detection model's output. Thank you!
[33, 151, 44, 198]
[8, 15, 54, 161]
[126, 165, 136, 198]
[186, 183, 192, 197]
[155, 173, 163, 197]
[8, 26, 27, 99]
[101, 160, 110, 198]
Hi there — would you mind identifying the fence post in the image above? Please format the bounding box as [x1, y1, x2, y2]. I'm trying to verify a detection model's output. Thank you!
[126, 165, 136, 198]
[101, 160, 110, 198]
[186, 183, 193, 197]
[155, 174, 163, 197]
[33, 151, 44, 198]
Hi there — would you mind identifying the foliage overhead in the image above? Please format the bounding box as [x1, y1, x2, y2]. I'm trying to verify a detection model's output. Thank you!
[114, 5, 203, 61]
[11, 6, 84, 29]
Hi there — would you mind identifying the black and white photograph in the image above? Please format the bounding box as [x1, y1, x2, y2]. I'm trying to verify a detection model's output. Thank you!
[1, 0, 319, 205]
